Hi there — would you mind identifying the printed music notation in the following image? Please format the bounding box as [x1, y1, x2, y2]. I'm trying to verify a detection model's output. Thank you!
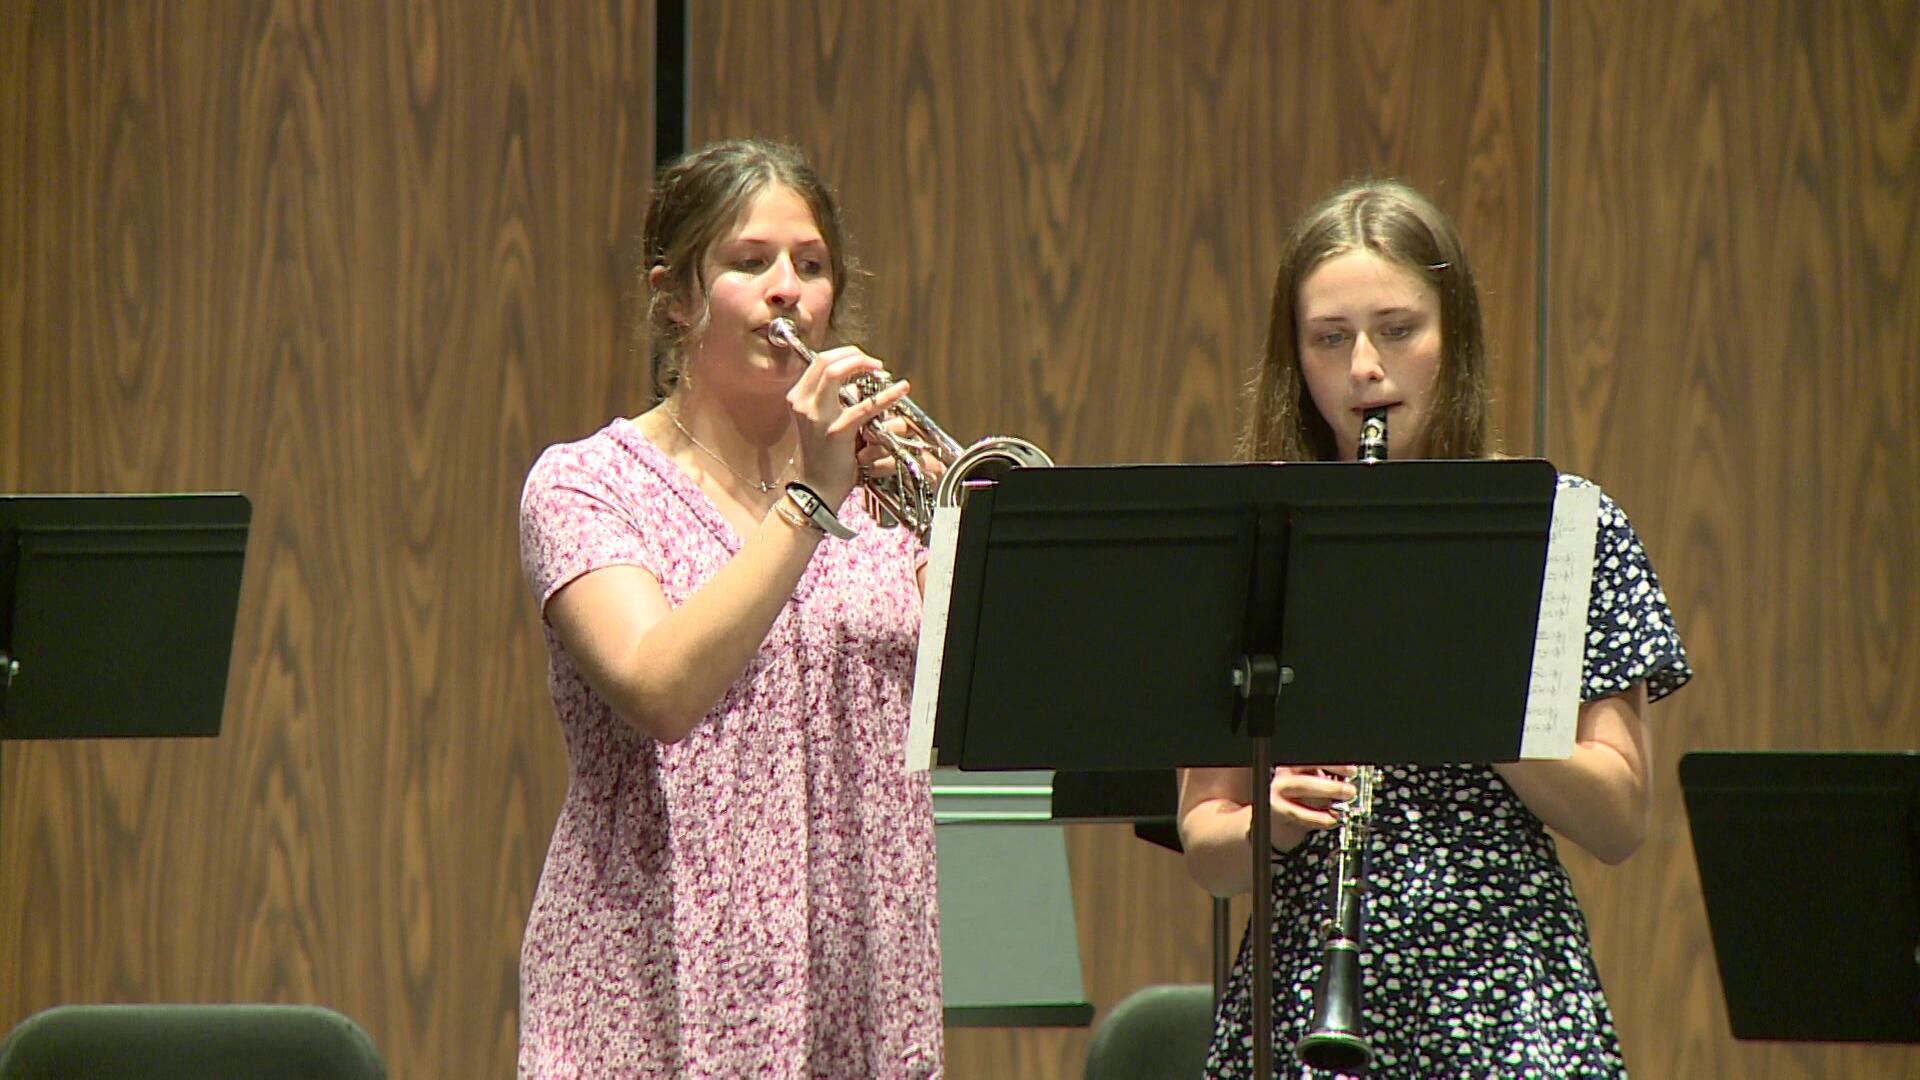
[1519, 483, 1599, 760]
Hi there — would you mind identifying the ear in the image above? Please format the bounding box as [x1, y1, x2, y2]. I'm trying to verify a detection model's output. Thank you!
[648, 263, 690, 328]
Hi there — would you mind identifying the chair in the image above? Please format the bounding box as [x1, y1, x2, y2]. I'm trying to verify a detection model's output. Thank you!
[1083, 983, 1216, 1080]
[0, 1004, 385, 1080]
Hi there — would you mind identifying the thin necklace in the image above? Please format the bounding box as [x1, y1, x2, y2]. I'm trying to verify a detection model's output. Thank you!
[664, 407, 794, 495]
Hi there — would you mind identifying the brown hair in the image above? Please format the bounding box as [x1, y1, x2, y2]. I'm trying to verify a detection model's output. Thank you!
[637, 138, 866, 396]
[1239, 179, 1490, 462]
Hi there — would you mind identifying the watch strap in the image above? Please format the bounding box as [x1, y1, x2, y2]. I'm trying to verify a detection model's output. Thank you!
[784, 482, 855, 540]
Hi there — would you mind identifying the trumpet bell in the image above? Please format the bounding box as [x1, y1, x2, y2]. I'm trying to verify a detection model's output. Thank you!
[934, 436, 1054, 513]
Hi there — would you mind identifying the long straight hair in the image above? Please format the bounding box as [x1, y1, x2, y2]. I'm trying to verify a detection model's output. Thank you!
[1240, 180, 1490, 462]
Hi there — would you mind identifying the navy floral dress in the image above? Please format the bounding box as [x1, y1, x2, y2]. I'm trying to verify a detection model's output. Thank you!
[1204, 475, 1692, 1078]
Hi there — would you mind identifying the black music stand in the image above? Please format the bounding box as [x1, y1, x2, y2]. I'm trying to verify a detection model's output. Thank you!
[1049, 769, 1252, 997]
[1, 493, 250, 743]
[1679, 750, 1920, 1043]
[928, 460, 1559, 1075]
[1050, 771, 1180, 849]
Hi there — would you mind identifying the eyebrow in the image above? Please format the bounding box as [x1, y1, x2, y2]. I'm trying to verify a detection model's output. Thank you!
[1303, 306, 1423, 322]
[730, 234, 827, 249]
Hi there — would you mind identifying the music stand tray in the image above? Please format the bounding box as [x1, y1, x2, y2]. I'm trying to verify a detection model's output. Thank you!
[1680, 750, 1920, 1043]
[1, 493, 251, 740]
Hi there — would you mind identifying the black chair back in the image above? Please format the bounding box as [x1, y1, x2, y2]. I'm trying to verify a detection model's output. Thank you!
[0, 1004, 385, 1080]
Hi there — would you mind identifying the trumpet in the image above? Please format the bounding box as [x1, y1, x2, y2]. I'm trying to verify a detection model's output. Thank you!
[767, 317, 1052, 540]
[1293, 405, 1389, 1073]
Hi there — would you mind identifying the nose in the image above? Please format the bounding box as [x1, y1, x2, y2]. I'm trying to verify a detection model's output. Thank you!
[1348, 332, 1386, 384]
[765, 253, 802, 310]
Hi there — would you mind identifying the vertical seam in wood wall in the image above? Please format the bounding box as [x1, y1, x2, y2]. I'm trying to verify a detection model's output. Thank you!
[655, 0, 688, 170]
[1533, 0, 1552, 458]
[648, 0, 689, 406]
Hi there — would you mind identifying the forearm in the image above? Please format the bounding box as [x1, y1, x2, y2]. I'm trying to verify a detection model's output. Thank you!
[1493, 687, 1652, 864]
[1495, 747, 1647, 864]
[1177, 768, 1320, 898]
[599, 510, 822, 742]
[1180, 799, 1258, 898]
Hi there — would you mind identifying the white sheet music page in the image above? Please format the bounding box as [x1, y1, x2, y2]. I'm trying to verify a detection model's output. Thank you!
[1519, 482, 1599, 760]
[905, 505, 963, 772]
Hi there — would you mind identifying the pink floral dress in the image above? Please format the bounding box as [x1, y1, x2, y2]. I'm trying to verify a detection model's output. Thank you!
[517, 418, 942, 1078]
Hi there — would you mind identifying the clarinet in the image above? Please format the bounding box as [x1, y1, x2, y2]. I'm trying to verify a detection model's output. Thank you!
[1293, 406, 1388, 1073]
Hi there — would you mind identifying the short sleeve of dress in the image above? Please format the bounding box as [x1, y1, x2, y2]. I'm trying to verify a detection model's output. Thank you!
[519, 437, 655, 615]
[1573, 476, 1693, 704]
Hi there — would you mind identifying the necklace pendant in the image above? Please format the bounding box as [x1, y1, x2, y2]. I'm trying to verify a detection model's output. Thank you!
[666, 406, 794, 497]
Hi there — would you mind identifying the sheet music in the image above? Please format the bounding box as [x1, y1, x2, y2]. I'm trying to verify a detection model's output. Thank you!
[905, 505, 963, 772]
[1519, 483, 1599, 760]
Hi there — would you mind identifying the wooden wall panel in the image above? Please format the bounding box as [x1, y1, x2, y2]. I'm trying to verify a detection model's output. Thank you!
[1548, 1, 1920, 1077]
[14, 1, 1908, 1078]
[691, 2, 1537, 1076]
[690, 1, 1539, 466]
[0, 2, 651, 1077]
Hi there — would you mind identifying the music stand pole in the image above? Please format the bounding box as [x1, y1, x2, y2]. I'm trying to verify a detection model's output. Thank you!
[1234, 655, 1287, 1079]
[1250, 732, 1275, 1077]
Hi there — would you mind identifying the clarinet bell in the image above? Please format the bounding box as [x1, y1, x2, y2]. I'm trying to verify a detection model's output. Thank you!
[1295, 940, 1373, 1073]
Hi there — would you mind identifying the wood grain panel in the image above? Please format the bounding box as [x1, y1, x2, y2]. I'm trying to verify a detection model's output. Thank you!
[21, 1, 1907, 1077]
[1549, 1, 1920, 1077]
[0, 2, 29, 472]
[693, 2, 1536, 1076]
[692, 0, 1538, 467]
[1, 2, 651, 1077]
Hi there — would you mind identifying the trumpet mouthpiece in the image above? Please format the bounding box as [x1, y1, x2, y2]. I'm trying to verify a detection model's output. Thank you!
[765, 317, 818, 363]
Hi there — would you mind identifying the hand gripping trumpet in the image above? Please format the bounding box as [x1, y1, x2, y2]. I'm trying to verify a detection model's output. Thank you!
[767, 317, 1053, 540]
[1292, 405, 1389, 1074]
